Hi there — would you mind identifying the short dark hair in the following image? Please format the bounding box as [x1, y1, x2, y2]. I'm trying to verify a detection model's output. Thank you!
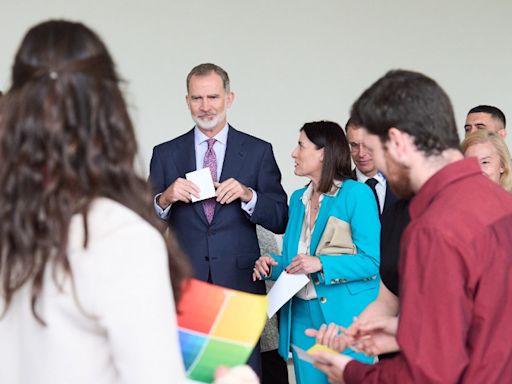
[467, 105, 506, 128]
[300, 121, 352, 193]
[186, 63, 230, 92]
[350, 70, 460, 156]
[344, 117, 362, 133]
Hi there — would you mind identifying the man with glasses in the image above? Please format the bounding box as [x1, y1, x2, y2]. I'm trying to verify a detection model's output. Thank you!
[345, 118, 397, 217]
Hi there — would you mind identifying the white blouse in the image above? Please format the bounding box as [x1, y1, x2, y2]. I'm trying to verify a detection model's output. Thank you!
[295, 182, 340, 300]
[0, 198, 191, 384]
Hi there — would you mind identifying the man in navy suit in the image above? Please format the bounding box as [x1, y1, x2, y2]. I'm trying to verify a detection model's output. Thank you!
[149, 62, 288, 291]
[149, 63, 288, 375]
[345, 118, 397, 217]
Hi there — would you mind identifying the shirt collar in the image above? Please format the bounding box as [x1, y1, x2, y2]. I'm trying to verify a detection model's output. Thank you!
[194, 123, 229, 147]
[410, 157, 482, 219]
[355, 168, 386, 185]
[301, 180, 342, 205]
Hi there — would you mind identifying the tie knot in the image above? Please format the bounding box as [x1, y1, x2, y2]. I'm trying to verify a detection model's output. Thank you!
[365, 178, 378, 188]
[206, 138, 216, 150]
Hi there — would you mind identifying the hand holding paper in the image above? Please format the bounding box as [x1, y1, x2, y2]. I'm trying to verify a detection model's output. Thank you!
[291, 344, 339, 365]
[186, 168, 216, 202]
[292, 344, 352, 383]
[266, 271, 309, 318]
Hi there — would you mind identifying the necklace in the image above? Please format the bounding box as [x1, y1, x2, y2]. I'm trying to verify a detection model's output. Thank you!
[310, 192, 320, 211]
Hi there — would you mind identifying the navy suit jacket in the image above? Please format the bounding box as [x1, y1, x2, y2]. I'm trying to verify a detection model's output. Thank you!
[149, 126, 288, 294]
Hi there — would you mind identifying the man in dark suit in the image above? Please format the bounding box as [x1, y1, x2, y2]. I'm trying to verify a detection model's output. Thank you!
[345, 118, 397, 217]
[149, 63, 288, 376]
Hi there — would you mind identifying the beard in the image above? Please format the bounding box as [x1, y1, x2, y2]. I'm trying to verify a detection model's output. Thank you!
[192, 108, 227, 131]
[385, 152, 414, 199]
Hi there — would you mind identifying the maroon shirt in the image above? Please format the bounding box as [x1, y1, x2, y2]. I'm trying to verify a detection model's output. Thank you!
[345, 158, 512, 383]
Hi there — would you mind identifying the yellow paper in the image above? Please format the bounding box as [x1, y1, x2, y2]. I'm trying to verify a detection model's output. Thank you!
[307, 343, 339, 355]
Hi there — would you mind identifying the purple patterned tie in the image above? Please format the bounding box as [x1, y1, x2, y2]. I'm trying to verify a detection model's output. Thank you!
[202, 138, 217, 223]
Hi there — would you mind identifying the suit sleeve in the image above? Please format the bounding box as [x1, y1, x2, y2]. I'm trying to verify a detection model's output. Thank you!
[249, 143, 288, 234]
[316, 184, 381, 285]
[149, 146, 167, 197]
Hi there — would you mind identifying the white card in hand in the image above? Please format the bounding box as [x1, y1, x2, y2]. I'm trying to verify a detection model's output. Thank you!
[266, 271, 309, 318]
[185, 168, 216, 202]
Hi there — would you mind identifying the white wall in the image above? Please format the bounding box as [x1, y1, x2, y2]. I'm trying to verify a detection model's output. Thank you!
[2, 0, 511, 195]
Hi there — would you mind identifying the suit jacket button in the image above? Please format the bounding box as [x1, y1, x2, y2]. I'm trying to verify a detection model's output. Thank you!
[319, 297, 327, 304]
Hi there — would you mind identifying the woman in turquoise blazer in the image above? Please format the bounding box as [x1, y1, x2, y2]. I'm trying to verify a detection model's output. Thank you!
[253, 121, 380, 384]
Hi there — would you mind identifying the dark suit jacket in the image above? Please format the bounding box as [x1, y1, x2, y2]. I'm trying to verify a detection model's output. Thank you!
[351, 169, 397, 217]
[149, 126, 288, 294]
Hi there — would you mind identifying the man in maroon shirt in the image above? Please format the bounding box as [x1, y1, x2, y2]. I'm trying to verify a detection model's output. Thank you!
[312, 70, 512, 383]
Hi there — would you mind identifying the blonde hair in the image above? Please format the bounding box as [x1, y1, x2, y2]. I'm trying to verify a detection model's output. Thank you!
[461, 130, 512, 192]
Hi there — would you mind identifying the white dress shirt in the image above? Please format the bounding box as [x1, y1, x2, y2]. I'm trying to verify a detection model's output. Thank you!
[154, 124, 257, 219]
[355, 168, 387, 214]
[295, 182, 340, 300]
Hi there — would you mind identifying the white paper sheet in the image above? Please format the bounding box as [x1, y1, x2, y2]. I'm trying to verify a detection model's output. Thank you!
[266, 271, 309, 318]
[185, 168, 216, 202]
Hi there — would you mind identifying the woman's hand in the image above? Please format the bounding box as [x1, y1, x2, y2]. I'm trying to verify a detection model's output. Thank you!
[286, 253, 322, 274]
[305, 323, 350, 352]
[252, 255, 278, 281]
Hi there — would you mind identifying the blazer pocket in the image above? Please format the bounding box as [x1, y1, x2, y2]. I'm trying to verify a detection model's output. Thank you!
[345, 277, 378, 295]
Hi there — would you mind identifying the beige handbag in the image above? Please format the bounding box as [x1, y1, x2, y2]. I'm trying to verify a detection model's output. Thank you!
[315, 216, 356, 255]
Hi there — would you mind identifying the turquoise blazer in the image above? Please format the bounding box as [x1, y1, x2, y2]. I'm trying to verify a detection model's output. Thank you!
[269, 179, 380, 363]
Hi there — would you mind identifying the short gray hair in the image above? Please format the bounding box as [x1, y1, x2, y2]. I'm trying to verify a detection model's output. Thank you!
[186, 63, 230, 92]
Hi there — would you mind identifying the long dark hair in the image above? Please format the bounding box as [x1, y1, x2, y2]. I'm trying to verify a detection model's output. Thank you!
[301, 121, 352, 193]
[0, 20, 190, 323]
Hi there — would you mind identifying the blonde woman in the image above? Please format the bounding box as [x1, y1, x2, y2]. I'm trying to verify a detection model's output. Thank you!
[461, 130, 512, 192]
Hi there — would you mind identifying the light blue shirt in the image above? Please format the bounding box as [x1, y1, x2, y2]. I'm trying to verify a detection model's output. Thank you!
[154, 124, 257, 219]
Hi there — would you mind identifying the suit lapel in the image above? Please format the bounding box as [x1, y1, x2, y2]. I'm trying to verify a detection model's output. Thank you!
[177, 129, 209, 225]
[383, 182, 397, 213]
[219, 126, 246, 182]
[285, 191, 306, 264]
[175, 128, 196, 175]
[213, 126, 246, 217]
[310, 189, 338, 256]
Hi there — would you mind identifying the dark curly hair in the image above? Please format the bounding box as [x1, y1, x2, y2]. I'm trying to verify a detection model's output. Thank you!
[351, 69, 460, 156]
[0, 20, 190, 324]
